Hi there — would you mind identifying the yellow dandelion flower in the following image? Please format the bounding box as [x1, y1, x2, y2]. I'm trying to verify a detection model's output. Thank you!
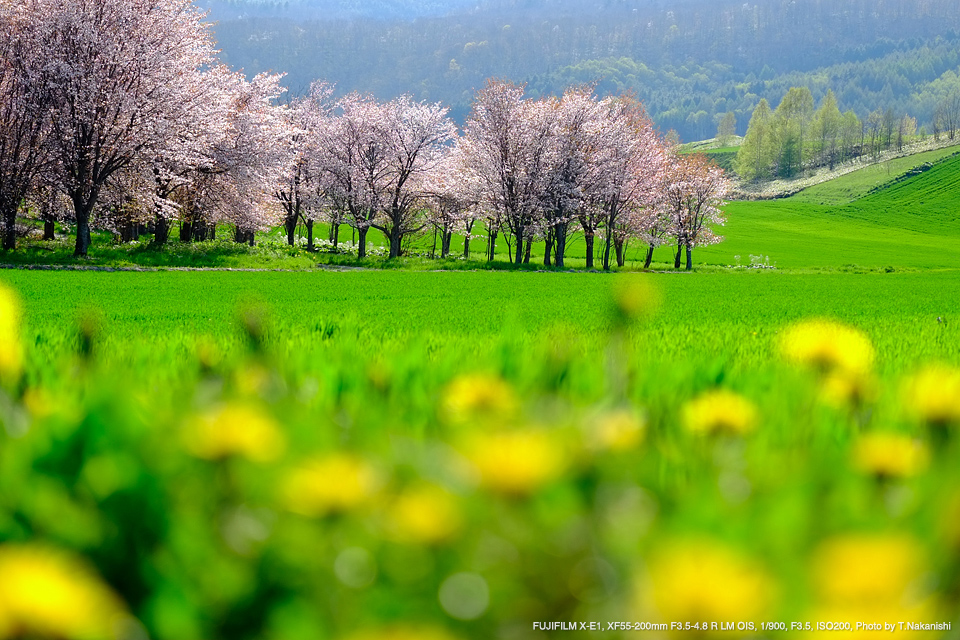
[0, 545, 126, 640]
[611, 276, 661, 321]
[385, 484, 463, 545]
[0, 282, 23, 381]
[780, 319, 874, 376]
[280, 454, 380, 517]
[22, 387, 54, 419]
[902, 364, 960, 427]
[344, 626, 463, 640]
[646, 539, 775, 625]
[589, 408, 646, 452]
[852, 433, 929, 479]
[440, 374, 518, 426]
[819, 370, 876, 408]
[234, 363, 271, 396]
[182, 403, 286, 463]
[461, 429, 566, 496]
[811, 534, 925, 606]
[682, 390, 758, 436]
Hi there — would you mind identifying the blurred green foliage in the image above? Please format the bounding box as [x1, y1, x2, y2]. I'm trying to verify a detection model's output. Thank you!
[1, 271, 959, 639]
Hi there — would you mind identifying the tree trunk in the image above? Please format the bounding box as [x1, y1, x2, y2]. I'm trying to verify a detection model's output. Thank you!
[73, 199, 94, 257]
[644, 245, 654, 269]
[602, 228, 613, 271]
[584, 231, 595, 269]
[674, 237, 683, 269]
[306, 218, 315, 252]
[1, 212, 14, 251]
[234, 225, 246, 243]
[441, 230, 452, 258]
[154, 216, 169, 245]
[615, 237, 625, 268]
[180, 220, 192, 243]
[285, 215, 297, 246]
[523, 234, 532, 264]
[44, 220, 56, 242]
[357, 227, 368, 259]
[331, 222, 339, 248]
[543, 230, 553, 267]
[463, 220, 474, 260]
[555, 231, 566, 268]
[389, 226, 402, 259]
[487, 228, 497, 262]
[513, 230, 524, 264]
[685, 244, 693, 271]
[430, 226, 438, 259]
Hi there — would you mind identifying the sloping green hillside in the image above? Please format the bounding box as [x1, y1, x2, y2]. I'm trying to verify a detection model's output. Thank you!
[696, 153, 960, 270]
[788, 146, 960, 206]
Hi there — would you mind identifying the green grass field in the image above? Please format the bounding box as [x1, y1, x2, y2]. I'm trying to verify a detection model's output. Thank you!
[3, 145, 960, 640]
[789, 146, 960, 206]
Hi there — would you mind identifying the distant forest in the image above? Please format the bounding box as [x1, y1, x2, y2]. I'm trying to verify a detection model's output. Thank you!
[208, 0, 960, 141]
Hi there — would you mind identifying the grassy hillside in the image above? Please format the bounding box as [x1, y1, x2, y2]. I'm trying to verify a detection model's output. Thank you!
[698, 152, 960, 270]
[789, 146, 960, 206]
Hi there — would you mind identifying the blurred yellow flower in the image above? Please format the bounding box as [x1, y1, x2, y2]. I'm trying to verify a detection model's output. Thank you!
[440, 374, 518, 425]
[0, 282, 23, 381]
[612, 276, 661, 321]
[646, 539, 775, 624]
[234, 363, 271, 396]
[0, 545, 125, 640]
[811, 534, 925, 605]
[902, 364, 960, 427]
[344, 626, 463, 640]
[780, 319, 874, 376]
[281, 454, 380, 517]
[682, 390, 758, 436]
[385, 484, 463, 545]
[182, 403, 286, 463]
[808, 534, 936, 638]
[852, 433, 929, 479]
[589, 408, 646, 452]
[462, 429, 566, 496]
[819, 370, 876, 408]
[22, 387, 54, 419]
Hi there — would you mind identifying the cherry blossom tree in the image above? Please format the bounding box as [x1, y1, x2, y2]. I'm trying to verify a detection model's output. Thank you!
[372, 96, 457, 258]
[17, 0, 220, 256]
[177, 72, 294, 244]
[663, 151, 729, 270]
[0, 2, 50, 250]
[539, 89, 593, 268]
[591, 96, 666, 271]
[460, 81, 554, 264]
[310, 92, 390, 259]
[420, 144, 476, 259]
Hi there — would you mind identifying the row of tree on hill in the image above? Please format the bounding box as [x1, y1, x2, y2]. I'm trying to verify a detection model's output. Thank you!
[0, 0, 728, 269]
[734, 86, 960, 182]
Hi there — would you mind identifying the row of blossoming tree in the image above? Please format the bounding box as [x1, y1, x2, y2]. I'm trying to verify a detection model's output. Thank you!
[0, 0, 729, 269]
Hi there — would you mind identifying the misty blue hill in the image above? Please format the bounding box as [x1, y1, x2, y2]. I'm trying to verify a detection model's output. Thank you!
[200, 0, 478, 21]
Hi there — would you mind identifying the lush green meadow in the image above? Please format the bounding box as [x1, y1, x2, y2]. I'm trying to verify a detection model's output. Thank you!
[697, 153, 960, 270]
[3, 149, 960, 640]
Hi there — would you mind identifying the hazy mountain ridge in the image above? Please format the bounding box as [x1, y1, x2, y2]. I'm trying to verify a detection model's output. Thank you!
[207, 0, 960, 140]
[201, 0, 478, 21]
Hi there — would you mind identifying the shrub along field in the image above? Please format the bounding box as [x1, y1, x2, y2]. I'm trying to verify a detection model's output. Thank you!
[2, 151, 960, 640]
